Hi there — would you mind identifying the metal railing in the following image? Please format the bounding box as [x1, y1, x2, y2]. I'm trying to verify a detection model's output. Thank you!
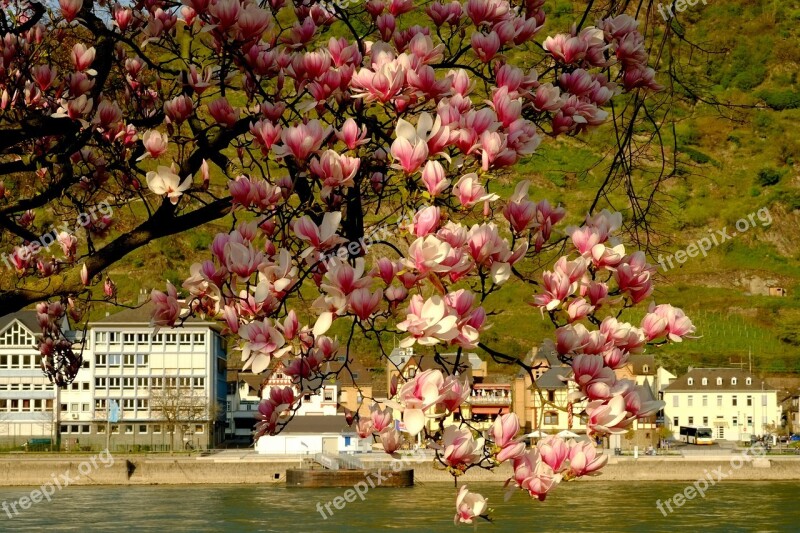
[336, 454, 364, 470]
[312, 453, 339, 470]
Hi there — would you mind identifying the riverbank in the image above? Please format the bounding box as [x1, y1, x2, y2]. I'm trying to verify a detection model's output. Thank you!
[1, 452, 800, 486]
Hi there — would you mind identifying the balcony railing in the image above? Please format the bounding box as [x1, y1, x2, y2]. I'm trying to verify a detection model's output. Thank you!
[466, 396, 511, 405]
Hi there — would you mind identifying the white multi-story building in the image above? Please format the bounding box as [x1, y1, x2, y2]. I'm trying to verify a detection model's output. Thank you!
[0, 311, 62, 448]
[0, 303, 229, 451]
[663, 368, 781, 442]
[80, 305, 229, 451]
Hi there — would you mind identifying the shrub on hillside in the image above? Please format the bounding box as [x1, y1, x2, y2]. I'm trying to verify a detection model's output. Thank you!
[757, 89, 800, 110]
[756, 168, 783, 187]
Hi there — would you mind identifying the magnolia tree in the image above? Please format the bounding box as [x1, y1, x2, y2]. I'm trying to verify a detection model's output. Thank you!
[1, 0, 693, 524]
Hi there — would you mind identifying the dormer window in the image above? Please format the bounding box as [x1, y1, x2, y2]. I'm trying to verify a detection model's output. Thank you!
[746, 378, 752, 385]
[717, 378, 722, 385]
[642, 365, 649, 373]
[687, 378, 694, 386]
[702, 378, 708, 386]
[731, 378, 737, 385]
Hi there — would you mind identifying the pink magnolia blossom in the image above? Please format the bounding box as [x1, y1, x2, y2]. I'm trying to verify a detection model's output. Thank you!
[420, 160, 450, 196]
[238, 318, 287, 373]
[150, 283, 181, 328]
[379, 426, 403, 454]
[440, 425, 484, 469]
[566, 440, 608, 477]
[454, 485, 488, 525]
[207, 97, 239, 128]
[140, 130, 168, 159]
[397, 294, 460, 348]
[453, 173, 498, 208]
[60, 0, 83, 22]
[146, 166, 192, 204]
[370, 404, 394, 432]
[646, 303, 695, 342]
[491, 413, 520, 448]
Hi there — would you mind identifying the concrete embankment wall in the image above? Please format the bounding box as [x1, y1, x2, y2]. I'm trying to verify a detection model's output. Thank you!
[1, 455, 800, 486]
[0, 457, 300, 486]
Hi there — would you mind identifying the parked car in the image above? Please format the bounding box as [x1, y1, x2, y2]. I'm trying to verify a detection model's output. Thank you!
[789, 434, 800, 442]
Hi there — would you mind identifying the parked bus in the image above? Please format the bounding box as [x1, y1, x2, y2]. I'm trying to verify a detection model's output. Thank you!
[679, 426, 714, 445]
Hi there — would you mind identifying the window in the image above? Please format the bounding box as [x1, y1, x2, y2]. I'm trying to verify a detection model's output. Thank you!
[544, 411, 559, 425]
[124, 354, 135, 367]
[124, 333, 135, 344]
[702, 378, 707, 386]
[688, 416, 694, 425]
[547, 390, 555, 402]
[732, 396, 738, 407]
[70, 403, 79, 412]
[673, 417, 679, 427]
[137, 378, 147, 388]
[193, 377, 205, 388]
[180, 377, 191, 388]
[108, 377, 121, 388]
[108, 354, 121, 366]
[139, 425, 148, 434]
[687, 378, 693, 386]
[732, 416, 738, 427]
[97, 425, 106, 434]
[672, 396, 679, 407]
[81, 425, 90, 434]
[747, 395, 753, 407]
[195, 424, 204, 434]
[70, 425, 79, 433]
[82, 403, 90, 412]
[731, 377, 737, 385]
[746, 377, 752, 385]
[153, 425, 161, 434]
[323, 389, 334, 402]
[95, 354, 108, 366]
[109, 332, 119, 343]
[688, 395, 693, 407]
[123, 399, 135, 409]
[60, 403, 67, 412]
[165, 333, 177, 345]
[702, 416, 708, 425]
[179, 334, 192, 345]
[95, 399, 107, 410]
[60, 425, 69, 433]
[95, 378, 107, 389]
[717, 395, 723, 407]
[136, 399, 148, 409]
[136, 333, 149, 343]
[193, 333, 205, 343]
[746, 416, 753, 427]
[123, 378, 135, 389]
[152, 377, 163, 388]
[702, 395, 708, 407]
[642, 364, 649, 373]
[717, 377, 722, 385]
[124, 425, 133, 434]
[762, 395, 767, 406]
[136, 354, 148, 366]
[111, 424, 120, 434]
[762, 416, 767, 425]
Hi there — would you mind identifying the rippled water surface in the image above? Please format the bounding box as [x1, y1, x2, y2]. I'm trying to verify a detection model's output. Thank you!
[0, 481, 796, 532]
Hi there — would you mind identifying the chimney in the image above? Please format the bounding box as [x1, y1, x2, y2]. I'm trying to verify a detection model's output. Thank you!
[137, 288, 149, 305]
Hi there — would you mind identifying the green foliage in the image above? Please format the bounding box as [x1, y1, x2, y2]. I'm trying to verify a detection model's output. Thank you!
[757, 89, 800, 111]
[680, 146, 714, 165]
[756, 167, 783, 187]
[189, 232, 213, 251]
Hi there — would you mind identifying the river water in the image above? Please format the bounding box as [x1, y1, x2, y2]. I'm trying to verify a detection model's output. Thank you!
[0, 481, 795, 532]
